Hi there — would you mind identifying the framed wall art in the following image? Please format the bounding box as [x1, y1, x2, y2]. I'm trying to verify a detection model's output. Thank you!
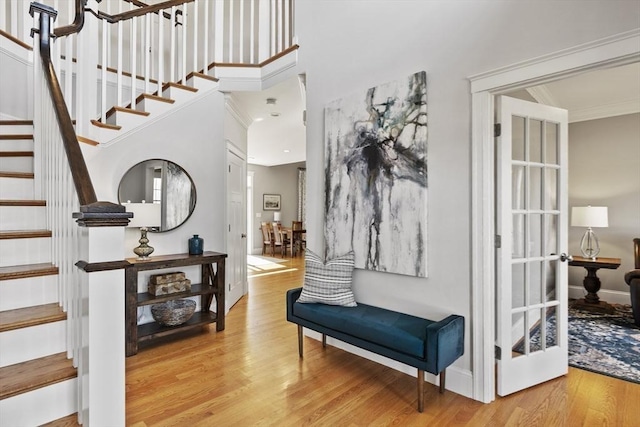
[324, 71, 428, 277]
[263, 194, 281, 210]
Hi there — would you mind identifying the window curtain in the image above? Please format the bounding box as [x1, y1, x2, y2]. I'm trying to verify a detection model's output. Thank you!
[297, 167, 306, 225]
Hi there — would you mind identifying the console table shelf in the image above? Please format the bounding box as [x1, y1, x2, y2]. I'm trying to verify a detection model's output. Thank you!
[125, 251, 227, 356]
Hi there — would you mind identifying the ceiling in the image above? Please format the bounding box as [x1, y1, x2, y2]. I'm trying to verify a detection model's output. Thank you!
[233, 63, 640, 167]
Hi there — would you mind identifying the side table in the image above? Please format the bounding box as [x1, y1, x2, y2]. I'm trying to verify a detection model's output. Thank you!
[569, 256, 621, 314]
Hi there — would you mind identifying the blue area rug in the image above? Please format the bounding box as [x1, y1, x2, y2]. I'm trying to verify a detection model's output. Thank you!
[567, 303, 640, 384]
[514, 303, 640, 384]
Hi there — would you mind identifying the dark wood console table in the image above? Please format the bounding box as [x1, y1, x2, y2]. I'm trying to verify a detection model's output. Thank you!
[125, 251, 227, 356]
[569, 256, 621, 314]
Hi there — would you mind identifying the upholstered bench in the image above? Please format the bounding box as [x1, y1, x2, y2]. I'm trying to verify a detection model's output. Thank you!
[286, 287, 465, 412]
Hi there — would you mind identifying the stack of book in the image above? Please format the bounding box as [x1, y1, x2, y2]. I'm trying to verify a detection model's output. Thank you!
[148, 271, 191, 296]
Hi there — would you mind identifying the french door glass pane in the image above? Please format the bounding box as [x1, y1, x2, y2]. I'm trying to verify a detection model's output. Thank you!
[512, 263, 525, 309]
[528, 308, 543, 353]
[545, 214, 558, 255]
[529, 214, 543, 257]
[545, 259, 557, 301]
[530, 166, 543, 211]
[529, 119, 543, 163]
[512, 165, 525, 210]
[546, 122, 559, 165]
[512, 116, 526, 161]
[529, 261, 543, 305]
[512, 312, 526, 358]
[545, 168, 557, 210]
[513, 214, 526, 258]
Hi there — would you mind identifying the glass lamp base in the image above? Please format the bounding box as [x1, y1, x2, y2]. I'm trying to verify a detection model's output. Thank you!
[579, 227, 600, 260]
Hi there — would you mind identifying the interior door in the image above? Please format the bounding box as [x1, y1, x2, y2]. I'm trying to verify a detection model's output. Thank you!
[496, 95, 570, 396]
[227, 148, 247, 310]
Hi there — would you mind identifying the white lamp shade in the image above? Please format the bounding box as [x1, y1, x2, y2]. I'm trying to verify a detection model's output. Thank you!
[126, 203, 161, 228]
[571, 206, 608, 228]
[273, 212, 281, 222]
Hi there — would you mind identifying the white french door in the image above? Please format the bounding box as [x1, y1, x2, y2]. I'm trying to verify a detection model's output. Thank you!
[496, 95, 570, 396]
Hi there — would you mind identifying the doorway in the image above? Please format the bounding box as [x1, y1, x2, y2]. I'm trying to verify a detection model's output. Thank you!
[469, 30, 640, 403]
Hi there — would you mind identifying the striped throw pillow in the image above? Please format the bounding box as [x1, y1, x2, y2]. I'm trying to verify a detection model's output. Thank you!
[297, 249, 357, 307]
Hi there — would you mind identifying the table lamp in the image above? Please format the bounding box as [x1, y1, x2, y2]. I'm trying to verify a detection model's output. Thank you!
[571, 206, 608, 260]
[126, 202, 162, 259]
[273, 211, 281, 223]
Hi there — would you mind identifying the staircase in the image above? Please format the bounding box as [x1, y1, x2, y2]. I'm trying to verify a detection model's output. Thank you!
[0, 121, 78, 425]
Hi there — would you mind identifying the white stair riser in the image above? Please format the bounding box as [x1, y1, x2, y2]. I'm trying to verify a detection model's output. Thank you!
[187, 75, 219, 92]
[136, 98, 174, 116]
[106, 110, 148, 128]
[0, 205, 46, 230]
[0, 275, 58, 311]
[0, 156, 33, 173]
[0, 237, 51, 267]
[162, 86, 197, 103]
[0, 178, 34, 199]
[0, 378, 77, 426]
[0, 321, 66, 367]
[0, 139, 34, 151]
[0, 125, 32, 134]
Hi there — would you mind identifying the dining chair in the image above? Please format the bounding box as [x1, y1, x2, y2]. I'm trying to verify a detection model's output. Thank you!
[291, 221, 306, 257]
[260, 222, 274, 256]
[272, 222, 290, 258]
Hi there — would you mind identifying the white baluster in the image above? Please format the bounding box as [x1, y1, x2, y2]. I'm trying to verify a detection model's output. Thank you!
[193, 0, 199, 73]
[145, 13, 151, 94]
[170, 6, 176, 83]
[250, 0, 255, 64]
[182, 4, 187, 82]
[214, 0, 224, 63]
[117, 20, 123, 107]
[131, 14, 137, 108]
[203, 0, 209, 71]
[239, 0, 244, 63]
[158, 9, 164, 93]
[101, 19, 108, 123]
[228, 0, 234, 62]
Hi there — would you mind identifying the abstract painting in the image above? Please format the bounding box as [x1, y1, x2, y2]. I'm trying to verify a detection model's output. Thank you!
[324, 71, 428, 277]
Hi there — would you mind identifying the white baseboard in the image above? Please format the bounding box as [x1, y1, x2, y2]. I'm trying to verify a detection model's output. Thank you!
[303, 329, 474, 400]
[568, 285, 631, 305]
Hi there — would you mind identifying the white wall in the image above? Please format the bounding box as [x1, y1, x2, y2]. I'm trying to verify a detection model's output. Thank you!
[568, 113, 640, 294]
[85, 90, 227, 259]
[296, 0, 640, 396]
[248, 161, 305, 253]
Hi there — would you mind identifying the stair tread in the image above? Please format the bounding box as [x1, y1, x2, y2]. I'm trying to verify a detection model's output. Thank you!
[0, 303, 66, 332]
[0, 352, 77, 400]
[106, 106, 151, 119]
[0, 262, 58, 281]
[0, 120, 33, 126]
[0, 171, 34, 179]
[187, 71, 219, 82]
[0, 199, 46, 206]
[137, 93, 175, 105]
[0, 150, 34, 157]
[90, 119, 121, 131]
[163, 81, 198, 93]
[0, 229, 52, 239]
[0, 134, 33, 140]
[41, 413, 81, 427]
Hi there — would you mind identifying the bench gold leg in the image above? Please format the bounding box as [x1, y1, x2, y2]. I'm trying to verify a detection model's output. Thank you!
[439, 370, 446, 394]
[298, 325, 303, 357]
[322, 333, 326, 348]
[417, 369, 424, 412]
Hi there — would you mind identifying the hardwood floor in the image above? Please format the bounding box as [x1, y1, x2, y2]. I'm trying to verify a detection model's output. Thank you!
[126, 255, 640, 426]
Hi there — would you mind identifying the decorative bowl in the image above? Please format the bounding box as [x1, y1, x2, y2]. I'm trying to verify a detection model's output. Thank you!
[151, 299, 196, 326]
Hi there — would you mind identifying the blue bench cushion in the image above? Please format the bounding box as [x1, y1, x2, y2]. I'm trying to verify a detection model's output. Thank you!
[293, 301, 433, 359]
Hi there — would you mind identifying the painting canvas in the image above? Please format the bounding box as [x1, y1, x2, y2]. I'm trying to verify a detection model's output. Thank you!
[324, 71, 428, 277]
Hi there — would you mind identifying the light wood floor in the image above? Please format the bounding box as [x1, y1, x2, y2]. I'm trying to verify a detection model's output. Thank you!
[126, 255, 640, 426]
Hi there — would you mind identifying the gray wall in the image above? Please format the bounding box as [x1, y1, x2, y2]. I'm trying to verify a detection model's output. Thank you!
[248, 161, 305, 253]
[568, 113, 640, 293]
[297, 0, 640, 385]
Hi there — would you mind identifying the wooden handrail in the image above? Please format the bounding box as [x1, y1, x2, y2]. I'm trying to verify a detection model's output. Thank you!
[30, 2, 131, 226]
[53, 0, 86, 38]
[86, 0, 190, 24]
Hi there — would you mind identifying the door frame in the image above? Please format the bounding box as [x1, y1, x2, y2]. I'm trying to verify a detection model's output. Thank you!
[469, 29, 640, 403]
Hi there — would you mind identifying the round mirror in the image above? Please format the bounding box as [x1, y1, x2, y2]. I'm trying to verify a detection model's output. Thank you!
[118, 159, 196, 232]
